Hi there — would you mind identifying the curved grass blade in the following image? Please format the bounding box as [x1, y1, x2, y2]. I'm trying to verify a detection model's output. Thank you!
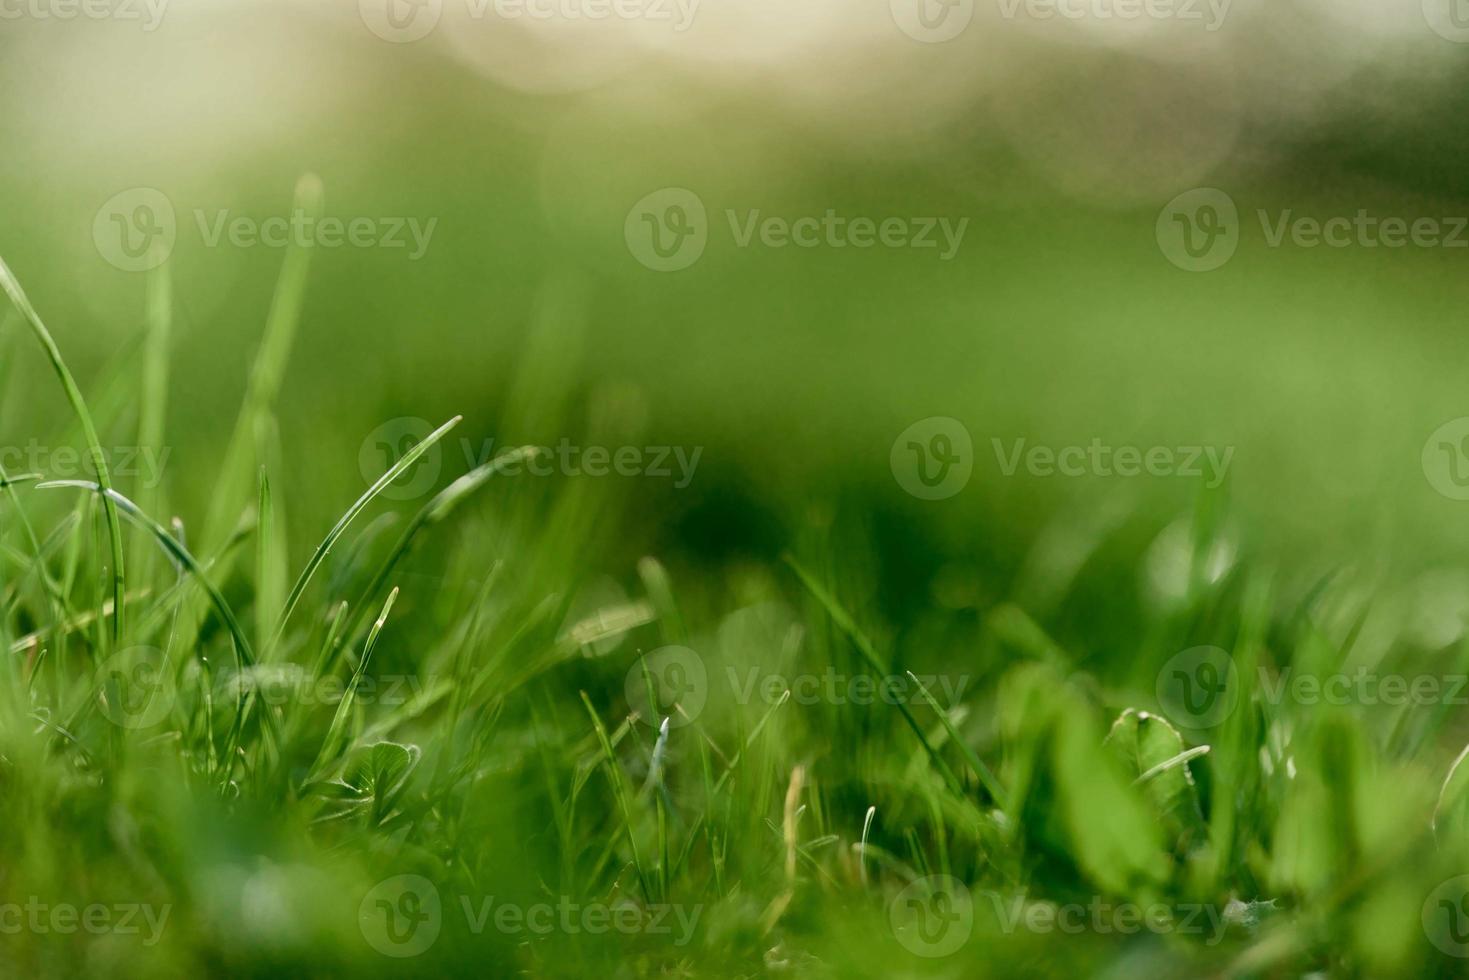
[270, 415, 461, 649]
[906, 670, 1010, 809]
[784, 554, 963, 796]
[307, 587, 399, 782]
[0, 258, 126, 642]
[37, 480, 254, 669]
[331, 445, 540, 661]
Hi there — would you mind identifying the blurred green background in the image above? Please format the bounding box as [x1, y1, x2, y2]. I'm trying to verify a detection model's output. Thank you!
[5, 5, 1469, 974]
[3, 0, 1469, 589]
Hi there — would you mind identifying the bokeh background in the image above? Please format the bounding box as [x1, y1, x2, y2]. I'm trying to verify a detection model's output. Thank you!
[5, 0, 1469, 583]
[4, 3, 1469, 972]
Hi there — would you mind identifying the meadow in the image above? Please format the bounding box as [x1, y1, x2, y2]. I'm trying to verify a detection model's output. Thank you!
[5, 3, 1469, 977]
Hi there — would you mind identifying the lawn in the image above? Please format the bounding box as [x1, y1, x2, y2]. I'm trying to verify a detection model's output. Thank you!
[4, 5, 1469, 978]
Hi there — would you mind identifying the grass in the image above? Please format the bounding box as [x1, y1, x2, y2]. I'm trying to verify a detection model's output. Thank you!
[2, 250, 1469, 980]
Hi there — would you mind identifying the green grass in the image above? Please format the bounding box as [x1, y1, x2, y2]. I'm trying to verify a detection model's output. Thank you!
[3, 253, 1469, 980]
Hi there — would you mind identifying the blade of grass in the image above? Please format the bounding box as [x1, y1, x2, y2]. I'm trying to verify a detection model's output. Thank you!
[580, 691, 652, 903]
[906, 670, 1010, 809]
[270, 415, 461, 650]
[0, 257, 126, 643]
[330, 446, 539, 661]
[784, 554, 963, 797]
[306, 587, 399, 782]
[37, 480, 254, 670]
[202, 174, 323, 551]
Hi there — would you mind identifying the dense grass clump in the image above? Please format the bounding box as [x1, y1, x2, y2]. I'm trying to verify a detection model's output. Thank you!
[3, 241, 1469, 980]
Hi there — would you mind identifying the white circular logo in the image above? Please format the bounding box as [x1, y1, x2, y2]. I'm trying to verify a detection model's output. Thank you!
[359, 874, 442, 957]
[1156, 645, 1239, 728]
[359, 0, 443, 42]
[359, 417, 442, 500]
[1423, 0, 1469, 43]
[624, 188, 707, 272]
[1424, 875, 1469, 957]
[1156, 188, 1238, 272]
[95, 646, 176, 729]
[93, 188, 175, 272]
[1423, 418, 1469, 500]
[890, 417, 973, 501]
[890, 0, 974, 43]
[890, 875, 973, 957]
[625, 646, 708, 728]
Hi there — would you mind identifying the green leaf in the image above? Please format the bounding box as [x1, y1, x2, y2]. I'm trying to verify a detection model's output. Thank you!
[1105, 707, 1209, 848]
